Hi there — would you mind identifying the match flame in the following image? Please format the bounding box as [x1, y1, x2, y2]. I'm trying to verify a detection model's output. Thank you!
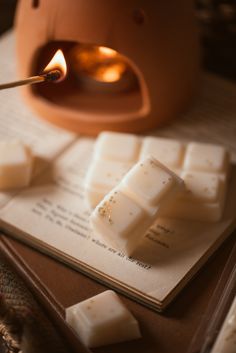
[44, 49, 67, 80]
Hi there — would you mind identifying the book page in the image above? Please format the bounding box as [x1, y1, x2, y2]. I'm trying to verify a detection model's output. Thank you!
[0, 32, 76, 208]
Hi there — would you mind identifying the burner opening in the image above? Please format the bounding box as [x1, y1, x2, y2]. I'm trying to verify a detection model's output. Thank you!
[31, 41, 147, 121]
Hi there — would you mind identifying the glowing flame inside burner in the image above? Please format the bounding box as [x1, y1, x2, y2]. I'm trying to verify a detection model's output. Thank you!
[71, 45, 128, 83]
[98, 46, 117, 58]
[44, 49, 67, 80]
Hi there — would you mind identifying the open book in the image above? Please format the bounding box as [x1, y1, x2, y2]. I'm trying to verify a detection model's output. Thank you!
[0, 32, 236, 312]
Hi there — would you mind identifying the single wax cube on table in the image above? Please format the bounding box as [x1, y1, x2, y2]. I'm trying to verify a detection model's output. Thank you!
[66, 290, 141, 348]
[90, 156, 184, 255]
[0, 140, 33, 190]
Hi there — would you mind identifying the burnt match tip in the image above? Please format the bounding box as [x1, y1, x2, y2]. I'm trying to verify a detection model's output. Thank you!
[41, 69, 62, 82]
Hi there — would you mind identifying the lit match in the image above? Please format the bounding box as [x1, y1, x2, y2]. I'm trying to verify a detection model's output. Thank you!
[0, 49, 67, 91]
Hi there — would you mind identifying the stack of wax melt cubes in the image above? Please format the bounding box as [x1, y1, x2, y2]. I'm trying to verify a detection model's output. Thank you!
[85, 132, 229, 223]
[90, 156, 184, 255]
[141, 138, 229, 222]
[66, 290, 141, 348]
[85, 132, 140, 209]
[0, 140, 33, 190]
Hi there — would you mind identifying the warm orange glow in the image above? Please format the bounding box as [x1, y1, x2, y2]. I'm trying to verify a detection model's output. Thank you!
[71, 44, 128, 83]
[98, 63, 127, 82]
[98, 46, 117, 58]
[44, 49, 67, 80]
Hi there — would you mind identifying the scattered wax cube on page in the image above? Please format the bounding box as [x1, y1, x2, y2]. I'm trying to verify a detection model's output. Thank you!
[66, 290, 141, 348]
[90, 156, 184, 255]
[0, 140, 33, 190]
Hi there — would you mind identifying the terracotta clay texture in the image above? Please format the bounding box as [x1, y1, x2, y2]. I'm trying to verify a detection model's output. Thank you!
[15, 0, 200, 135]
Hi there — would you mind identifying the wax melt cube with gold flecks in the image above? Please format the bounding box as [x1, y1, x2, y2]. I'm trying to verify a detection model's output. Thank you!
[84, 159, 132, 210]
[84, 131, 141, 210]
[85, 132, 230, 223]
[0, 140, 33, 190]
[90, 156, 184, 255]
[160, 140, 230, 223]
[66, 290, 141, 348]
[120, 157, 181, 215]
[180, 172, 222, 202]
[91, 189, 150, 254]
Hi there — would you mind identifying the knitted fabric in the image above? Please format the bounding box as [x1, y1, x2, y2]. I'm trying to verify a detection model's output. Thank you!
[0, 258, 69, 353]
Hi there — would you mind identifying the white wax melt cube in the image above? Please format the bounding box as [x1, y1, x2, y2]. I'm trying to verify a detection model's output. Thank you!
[91, 157, 184, 254]
[94, 131, 140, 162]
[180, 171, 222, 202]
[0, 141, 33, 190]
[85, 131, 230, 223]
[160, 141, 230, 222]
[66, 290, 141, 348]
[85, 131, 141, 210]
[183, 142, 229, 174]
[161, 171, 227, 222]
[84, 159, 132, 209]
[91, 190, 150, 254]
[140, 137, 185, 169]
[120, 157, 183, 215]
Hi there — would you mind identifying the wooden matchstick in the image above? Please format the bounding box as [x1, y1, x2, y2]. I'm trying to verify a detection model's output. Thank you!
[0, 70, 62, 91]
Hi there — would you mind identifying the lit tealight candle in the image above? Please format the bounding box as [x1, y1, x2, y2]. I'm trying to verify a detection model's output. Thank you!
[70, 44, 137, 93]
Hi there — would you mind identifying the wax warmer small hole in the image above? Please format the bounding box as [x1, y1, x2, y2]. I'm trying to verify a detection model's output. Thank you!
[32, 0, 40, 9]
[132, 9, 146, 25]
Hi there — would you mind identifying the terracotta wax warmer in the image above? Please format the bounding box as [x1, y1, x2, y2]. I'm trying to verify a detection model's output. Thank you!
[15, 0, 200, 135]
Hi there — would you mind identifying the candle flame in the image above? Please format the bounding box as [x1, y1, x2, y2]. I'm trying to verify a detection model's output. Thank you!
[43, 49, 67, 81]
[72, 44, 127, 83]
[98, 46, 117, 58]
[97, 47, 125, 81]
[98, 63, 126, 82]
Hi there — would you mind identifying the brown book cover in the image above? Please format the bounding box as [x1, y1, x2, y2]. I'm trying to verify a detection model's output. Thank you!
[0, 232, 236, 353]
